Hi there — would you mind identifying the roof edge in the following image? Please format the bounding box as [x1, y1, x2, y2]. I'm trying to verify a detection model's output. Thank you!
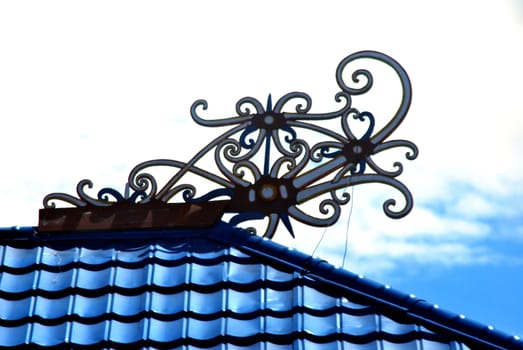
[212, 225, 522, 350]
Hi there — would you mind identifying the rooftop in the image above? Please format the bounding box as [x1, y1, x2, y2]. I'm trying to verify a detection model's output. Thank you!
[1, 223, 521, 349]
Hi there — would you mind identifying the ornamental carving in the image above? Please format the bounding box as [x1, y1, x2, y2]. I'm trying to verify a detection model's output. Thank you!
[42, 51, 417, 238]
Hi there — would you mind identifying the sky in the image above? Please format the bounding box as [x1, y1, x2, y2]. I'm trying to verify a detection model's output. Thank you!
[1, 0, 523, 338]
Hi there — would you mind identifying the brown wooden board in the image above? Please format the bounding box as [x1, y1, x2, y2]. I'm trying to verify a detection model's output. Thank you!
[38, 200, 229, 233]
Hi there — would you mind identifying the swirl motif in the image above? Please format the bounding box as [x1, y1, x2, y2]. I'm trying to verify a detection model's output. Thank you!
[42, 50, 417, 239]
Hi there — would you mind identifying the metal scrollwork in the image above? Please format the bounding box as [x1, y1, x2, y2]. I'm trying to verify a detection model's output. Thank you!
[43, 50, 418, 239]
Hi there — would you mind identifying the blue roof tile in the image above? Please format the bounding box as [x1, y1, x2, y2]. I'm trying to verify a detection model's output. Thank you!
[0, 224, 521, 349]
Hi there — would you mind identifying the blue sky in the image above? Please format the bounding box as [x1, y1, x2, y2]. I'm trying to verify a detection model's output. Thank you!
[1, 0, 522, 337]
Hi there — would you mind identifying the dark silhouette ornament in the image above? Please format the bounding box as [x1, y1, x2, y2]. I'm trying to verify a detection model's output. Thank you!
[42, 51, 418, 238]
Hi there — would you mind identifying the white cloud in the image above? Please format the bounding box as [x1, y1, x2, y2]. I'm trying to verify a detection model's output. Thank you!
[449, 192, 499, 219]
[271, 177, 523, 277]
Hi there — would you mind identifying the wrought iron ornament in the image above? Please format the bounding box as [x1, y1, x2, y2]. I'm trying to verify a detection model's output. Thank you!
[43, 51, 418, 238]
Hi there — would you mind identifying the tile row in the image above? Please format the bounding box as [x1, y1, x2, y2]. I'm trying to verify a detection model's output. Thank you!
[0, 318, 453, 348]
[0, 242, 251, 268]
[0, 289, 377, 321]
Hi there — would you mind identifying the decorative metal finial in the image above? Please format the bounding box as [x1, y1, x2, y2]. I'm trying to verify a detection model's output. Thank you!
[42, 50, 418, 238]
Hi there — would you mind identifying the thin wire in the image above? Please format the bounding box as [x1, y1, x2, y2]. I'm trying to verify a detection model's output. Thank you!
[311, 226, 328, 258]
[311, 186, 356, 262]
[342, 186, 355, 268]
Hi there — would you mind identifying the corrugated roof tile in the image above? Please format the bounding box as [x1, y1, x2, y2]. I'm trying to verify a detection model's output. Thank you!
[2, 271, 35, 293]
[340, 314, 377, 336]
[3, 246, 37, 267]
[150, 291, 184, 314]
[380, 315, 417, 333]
[70, 320, 105, 345]
[265, 315, 295, 335]
[149, 318, 183, 342]
[0, 325, 26, 347]
[190, 262, 226, 285]
[266, 288, 293, 311]
[31, 323, 67, 346]
[74, 294, 108, 317]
